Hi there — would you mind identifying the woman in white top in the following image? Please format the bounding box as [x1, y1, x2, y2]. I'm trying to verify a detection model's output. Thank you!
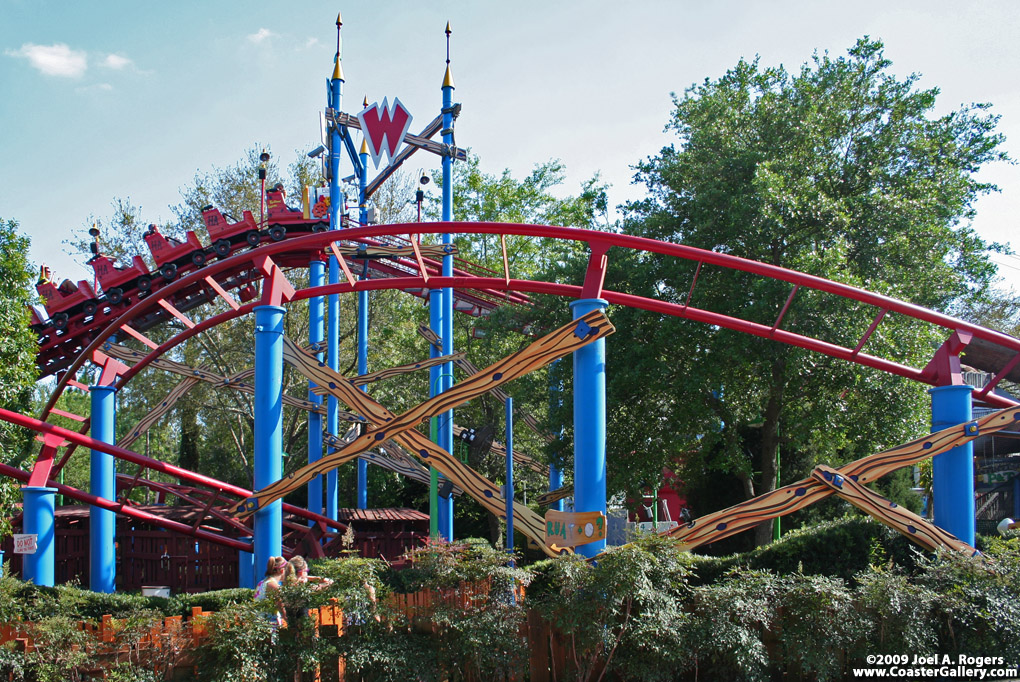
[254, 555, 287, 628]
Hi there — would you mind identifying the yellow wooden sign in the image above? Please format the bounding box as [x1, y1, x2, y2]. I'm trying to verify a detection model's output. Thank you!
[544, 510, 606, 549]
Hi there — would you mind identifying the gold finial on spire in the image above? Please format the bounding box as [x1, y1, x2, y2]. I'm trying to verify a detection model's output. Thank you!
[360, 137, 369, 155]
[443, 21, 454, 88]
[332, 55, 344, 81]
[336, 12, 343, 27]
[363, 95, 369, 108]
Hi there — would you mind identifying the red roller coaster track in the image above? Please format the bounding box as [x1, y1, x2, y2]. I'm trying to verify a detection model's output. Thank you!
[7, 221, 1019, 558]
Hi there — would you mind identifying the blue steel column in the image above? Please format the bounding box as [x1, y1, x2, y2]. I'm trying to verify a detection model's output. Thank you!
[356, 140, 369, 509]
[90, 384, 117, 592]
[930, 384, 975, 546]
[22, 486, 57, 586]
[238, 545, 254, 589]
[437, 57, 456, 540]
[326, 53, 344, 523]
[254, 305, 285, 579]
[308, 258, 325, 519]
[571, 298, 608, 558]
[548, 359, 565, 512]
[505, 398, 514, 555]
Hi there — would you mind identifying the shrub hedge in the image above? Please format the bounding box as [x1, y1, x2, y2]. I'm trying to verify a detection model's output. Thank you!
[0, 516, 1017, 681]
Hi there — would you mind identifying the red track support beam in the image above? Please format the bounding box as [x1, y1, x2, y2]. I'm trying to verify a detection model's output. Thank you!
[580, 241, 611, 299]
[0, 460, 253, 552]
[0, 407, 348, 534]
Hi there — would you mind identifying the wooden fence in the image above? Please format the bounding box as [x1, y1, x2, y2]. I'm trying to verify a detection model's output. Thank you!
[0, 584, 572, 682]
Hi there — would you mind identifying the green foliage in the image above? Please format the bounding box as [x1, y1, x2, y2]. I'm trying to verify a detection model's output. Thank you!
[0, 642, 27, 682]
[685, 516, 918, 585]
[777, 573, 864, 681]
[334, 620, 438, 682]
[397, 537, 529, 592]
[533, 535, 694, 682]
[24, 615, 98, 682]
[682, 568, 782, 682]
[854, 564, 939, 656]
[0, 218, 38, 538]
[3, 521, 1020, 678]
[913, 548, 1020, 661]
[541, 36, 1010, 546]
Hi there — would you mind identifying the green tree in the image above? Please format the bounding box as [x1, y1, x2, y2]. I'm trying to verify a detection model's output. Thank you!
[0, 218, 40, 538]
[610, 38, 1007, 546]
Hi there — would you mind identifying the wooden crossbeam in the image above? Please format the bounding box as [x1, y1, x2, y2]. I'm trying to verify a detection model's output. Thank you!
[275, 337, 561, 555]
[535, 485, 573, 507]
[309, 352, 465, 394]
[321, 433, 461, 495]
[417, 324, 551, 443]
[663, 406, 1020, 551]
[811, 464, 976, 556]
[234, 311, 615, 555]
[234, 311, 612, 519]
[102, 342, 360, 422]
[119, 377, 201, 448]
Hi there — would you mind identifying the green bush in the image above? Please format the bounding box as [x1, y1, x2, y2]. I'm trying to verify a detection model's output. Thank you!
[686, 515, 917, 585]
[853, 564, 938, 657]
[533, 535, 694, 682]
[777, 573, 864, 681]
[193, 596, 326, 682]
[681, 568, 783, 682]
[913, 549, 1020, 664]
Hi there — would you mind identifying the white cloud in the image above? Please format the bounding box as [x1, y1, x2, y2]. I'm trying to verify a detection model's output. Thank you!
[247, 28, 274, 44]
[304, 37, 320, 49]
[6, 43, 87, 77]
[102, 54, 132, 70]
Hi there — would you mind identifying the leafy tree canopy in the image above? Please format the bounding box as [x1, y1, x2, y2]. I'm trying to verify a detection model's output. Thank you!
[585, 37, 1008, 547]
[0, 218, 40, 537]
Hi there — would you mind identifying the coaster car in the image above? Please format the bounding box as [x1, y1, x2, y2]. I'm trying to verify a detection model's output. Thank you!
[143, 224, 209, 281]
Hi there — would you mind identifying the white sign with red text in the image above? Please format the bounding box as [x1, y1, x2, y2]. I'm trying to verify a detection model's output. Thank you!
[13, 534, 37, 554]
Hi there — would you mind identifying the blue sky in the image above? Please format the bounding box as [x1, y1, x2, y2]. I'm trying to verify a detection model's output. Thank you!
[3, 1, 1020, 295]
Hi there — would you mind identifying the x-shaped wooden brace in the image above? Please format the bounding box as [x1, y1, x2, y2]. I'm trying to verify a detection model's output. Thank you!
[663, 406, 1020, 555]
[231, 309, 615, 559]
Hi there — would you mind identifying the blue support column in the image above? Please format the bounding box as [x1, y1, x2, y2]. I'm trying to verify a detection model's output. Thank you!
[254, 305, 285, 579]
[326, 55, 344, 523]
[238, 543, 254, 589]
[90, 384, 117, 592]
[437, 56, 456, 541]
[571, 298, 608, 558]
[930, 384, 975, 546]
[356, 143, 369, 509]
[505, 398, 514, 556]
[548, 359, 565, 512]
[308, 259, 325, 520]
[22, 486, 57, 586]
